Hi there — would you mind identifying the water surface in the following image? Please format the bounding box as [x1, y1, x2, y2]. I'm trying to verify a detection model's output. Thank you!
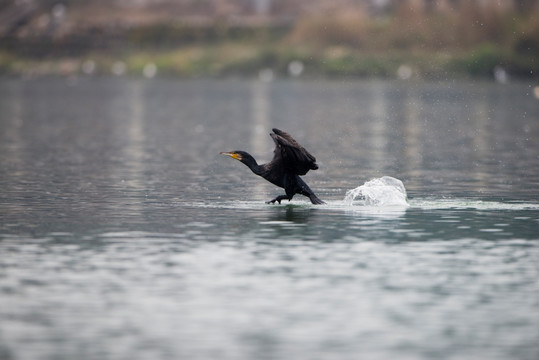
[0, 78, 538, 360]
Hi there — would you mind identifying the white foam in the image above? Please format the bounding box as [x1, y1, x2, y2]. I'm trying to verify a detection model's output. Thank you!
[344, 176, 409, 207]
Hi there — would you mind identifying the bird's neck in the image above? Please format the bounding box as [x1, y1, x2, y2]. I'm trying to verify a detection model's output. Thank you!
[241, 154, 264, 176]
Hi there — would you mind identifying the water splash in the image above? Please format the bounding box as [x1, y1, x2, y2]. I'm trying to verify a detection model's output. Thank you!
[344, 176, 409, 206]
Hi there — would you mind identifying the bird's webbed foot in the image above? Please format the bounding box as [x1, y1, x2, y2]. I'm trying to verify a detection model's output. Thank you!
[266, 195, 291, 204]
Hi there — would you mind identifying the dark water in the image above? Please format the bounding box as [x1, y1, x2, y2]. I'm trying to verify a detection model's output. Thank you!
[1, 78, 538, 360]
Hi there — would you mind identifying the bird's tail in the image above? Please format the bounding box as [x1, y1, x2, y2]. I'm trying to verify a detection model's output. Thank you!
[309, 193, 325, 205]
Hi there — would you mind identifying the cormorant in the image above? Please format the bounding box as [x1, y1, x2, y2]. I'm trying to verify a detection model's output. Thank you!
[220, 128, 325, 204]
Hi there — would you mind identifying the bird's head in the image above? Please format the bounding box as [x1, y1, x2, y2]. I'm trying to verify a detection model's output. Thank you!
[220, 151, 245, 161]
[220, 151, 258, 169]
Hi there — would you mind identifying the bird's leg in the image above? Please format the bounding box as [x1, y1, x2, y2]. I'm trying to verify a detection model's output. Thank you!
[266, 195, 292, 204]
[299, 189, 325, 204]
[296, 176, 325, 205]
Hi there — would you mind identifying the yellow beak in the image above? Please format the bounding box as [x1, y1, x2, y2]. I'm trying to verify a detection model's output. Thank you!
[220, 152, 242, 160]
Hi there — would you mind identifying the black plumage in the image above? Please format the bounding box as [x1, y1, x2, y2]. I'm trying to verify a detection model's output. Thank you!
[220, 128, 325, 204]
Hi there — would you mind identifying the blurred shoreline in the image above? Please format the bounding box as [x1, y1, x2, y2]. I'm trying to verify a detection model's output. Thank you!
[1, 0, 538, 80]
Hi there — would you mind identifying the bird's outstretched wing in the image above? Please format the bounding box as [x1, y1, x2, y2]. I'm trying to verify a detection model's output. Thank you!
[270, 128, 319, 175]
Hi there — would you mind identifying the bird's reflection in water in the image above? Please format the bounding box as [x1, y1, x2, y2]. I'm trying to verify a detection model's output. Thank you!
[249, 205, 321, 240]
[276, 205, 316, 224]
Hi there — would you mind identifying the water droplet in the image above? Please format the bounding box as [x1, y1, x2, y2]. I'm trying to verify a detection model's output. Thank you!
[143, 63, 157, 78]
[288, 61, 304, 77]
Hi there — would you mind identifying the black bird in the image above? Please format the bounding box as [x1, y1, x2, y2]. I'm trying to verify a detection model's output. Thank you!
[220, 128, 325, 204]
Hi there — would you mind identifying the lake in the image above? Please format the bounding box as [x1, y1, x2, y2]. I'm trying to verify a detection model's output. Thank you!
[0, 77, 538, 360]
